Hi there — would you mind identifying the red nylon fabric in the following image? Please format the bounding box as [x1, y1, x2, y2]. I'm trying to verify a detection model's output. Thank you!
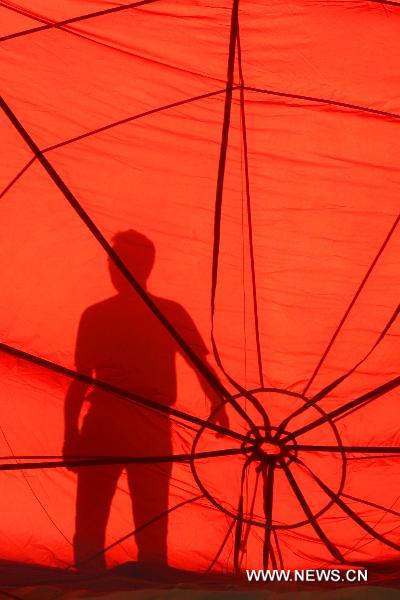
[0, 0, 399, 580]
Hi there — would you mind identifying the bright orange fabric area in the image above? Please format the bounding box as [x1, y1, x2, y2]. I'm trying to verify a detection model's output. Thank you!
[1, 0, 399, 576]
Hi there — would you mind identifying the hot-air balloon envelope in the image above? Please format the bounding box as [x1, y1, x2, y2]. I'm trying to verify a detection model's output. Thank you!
[1, 0, 400, 595]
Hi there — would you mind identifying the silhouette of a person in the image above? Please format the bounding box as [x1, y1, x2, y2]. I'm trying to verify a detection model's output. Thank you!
[63, 230, 228, 571]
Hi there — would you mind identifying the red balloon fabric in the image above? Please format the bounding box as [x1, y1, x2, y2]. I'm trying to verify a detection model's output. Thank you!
[1, 0, 400, 580]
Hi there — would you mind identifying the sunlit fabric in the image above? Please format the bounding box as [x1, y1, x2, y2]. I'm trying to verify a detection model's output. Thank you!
[1, 0, 400, 584]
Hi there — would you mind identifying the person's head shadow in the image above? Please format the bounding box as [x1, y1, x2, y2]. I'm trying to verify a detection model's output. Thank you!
[109, 229, 155, 293]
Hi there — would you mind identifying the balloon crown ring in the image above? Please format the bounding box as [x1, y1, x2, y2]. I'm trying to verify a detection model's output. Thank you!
[241, 426, 299, 468]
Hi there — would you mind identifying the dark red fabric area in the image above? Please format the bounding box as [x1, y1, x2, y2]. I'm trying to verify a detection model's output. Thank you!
[0, 0, 399, 585]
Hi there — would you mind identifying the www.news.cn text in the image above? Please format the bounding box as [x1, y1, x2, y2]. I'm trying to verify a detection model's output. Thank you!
[246, 569, 368, 583]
